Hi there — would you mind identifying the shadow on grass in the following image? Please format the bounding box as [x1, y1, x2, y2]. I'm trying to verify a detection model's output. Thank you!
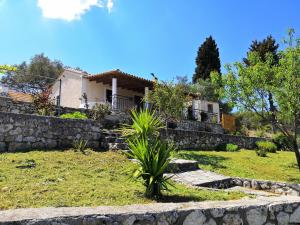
[158, 194, 205, 203]
[177, 152, 229, 169]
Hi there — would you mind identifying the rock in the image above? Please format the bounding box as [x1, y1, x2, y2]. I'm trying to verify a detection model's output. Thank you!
[251, 180, 261, 190]
[203, 218, 216, 225]
[210, 208, 225, 218]
[123, 215, 136, 225]
[222, 214, 243, 225]
[243, 181, 251, 188]
[276, 212, 290, 225]
[290, 206, 300, 223]
[183, 210, 206, 225]
[246, 208, 267, 225]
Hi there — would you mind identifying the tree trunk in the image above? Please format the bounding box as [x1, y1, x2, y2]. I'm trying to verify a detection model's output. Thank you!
[268, 92, 276, 133]
[292, 140, 300, 170]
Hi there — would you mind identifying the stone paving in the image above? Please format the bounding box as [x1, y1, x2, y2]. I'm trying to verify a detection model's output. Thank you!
[166, 158, 299, 197]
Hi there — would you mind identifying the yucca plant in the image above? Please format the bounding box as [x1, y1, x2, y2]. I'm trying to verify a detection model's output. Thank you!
[122, 109, 174, 198]
[122, 109, 164, 139]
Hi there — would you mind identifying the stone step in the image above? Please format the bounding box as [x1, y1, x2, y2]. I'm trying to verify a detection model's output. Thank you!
[166, 158, 199, 173]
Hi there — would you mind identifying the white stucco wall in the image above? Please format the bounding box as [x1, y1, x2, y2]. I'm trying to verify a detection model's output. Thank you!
[192, 99, 220, 123]
[51, 70, 83, 108]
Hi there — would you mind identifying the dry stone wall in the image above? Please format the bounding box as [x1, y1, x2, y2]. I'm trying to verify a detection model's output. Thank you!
[0, 96, 87, 115]
[161, 129, 265, 150]
[0, 197, 300, 225]
[0, 112, 102, 152]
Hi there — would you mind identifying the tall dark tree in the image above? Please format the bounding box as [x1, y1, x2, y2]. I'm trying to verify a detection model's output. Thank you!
[243, 35, 279, 66]
[244, 35, 279, 131]
[1, 53, 64, 93]
[193, 36, 221, 83]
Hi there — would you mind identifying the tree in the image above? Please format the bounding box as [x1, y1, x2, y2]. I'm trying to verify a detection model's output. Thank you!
[212, 29, 300, 169]
[243, 35, 279, 66]
[193, 36, 221, 82]
[244, 36, 279, 130]
[148, 80, 190, 121]
[1, 53, 64, 93]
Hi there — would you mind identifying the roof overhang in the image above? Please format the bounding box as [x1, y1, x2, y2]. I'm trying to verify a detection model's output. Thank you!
[87, 69, 153, 93]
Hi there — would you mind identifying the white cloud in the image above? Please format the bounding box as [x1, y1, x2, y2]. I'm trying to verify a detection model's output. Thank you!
[107, 0, 113, 13]
[37, 0, 114, 21]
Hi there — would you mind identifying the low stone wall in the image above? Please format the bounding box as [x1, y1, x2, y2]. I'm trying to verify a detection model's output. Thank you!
[1, 197, 300, 224]
[0, 112, 102, 152]
[0, 96, 87, 115]
[173, 120, 224, 134]
[161, 129, 265, 150]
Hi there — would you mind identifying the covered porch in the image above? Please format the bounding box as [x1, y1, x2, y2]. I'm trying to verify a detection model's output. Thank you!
[86, 69, 153, 112]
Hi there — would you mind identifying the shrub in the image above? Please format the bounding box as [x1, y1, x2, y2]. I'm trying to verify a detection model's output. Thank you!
[123, 109, 173, 199]
[216, 143, 227, 151]
[32, 90, 55, 116]
[256, 148, 268, 157]
[60, 111, 88, 119]
[226, 143, 239, 152]
[256, 141, 277, 153]
[272, 133, 292, 151]
[90, 103, 111, 121]
[73, 139, 89, 153]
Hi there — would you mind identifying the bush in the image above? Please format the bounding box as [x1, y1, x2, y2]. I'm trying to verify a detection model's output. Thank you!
[256, 148, 268, 157]
[60, 112, 88, 119]
[226, 143, 239, 152]
[216, 143, 227, 151]
[256, 141, 277, 153]
[90, 103, 111, 121]
[272, 133, 292, 151]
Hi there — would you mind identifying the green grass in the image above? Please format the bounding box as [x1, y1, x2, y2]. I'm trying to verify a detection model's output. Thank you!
[177, 150, 300, 183]
[0, 150, 245, 210]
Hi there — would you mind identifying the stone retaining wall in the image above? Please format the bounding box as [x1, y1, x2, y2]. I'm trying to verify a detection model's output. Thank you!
[0, 112, 102, 152]
[173, 120, 224, 134]
[161, 129, 265, 150]
[0, 96, 87, 115]
[1, 197, 300, 224]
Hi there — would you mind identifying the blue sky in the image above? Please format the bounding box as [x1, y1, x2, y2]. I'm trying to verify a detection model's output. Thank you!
[0, 0, 299, 81]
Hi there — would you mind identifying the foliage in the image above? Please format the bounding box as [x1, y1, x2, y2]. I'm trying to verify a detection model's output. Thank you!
[272, 132, 292, 151]
[0, 65, 16, 74]
[148, 80, 190, 121]
[243, 35, 279, 66]
[256, 141, 277, 153]
[189, 77, 219, 101]
[82, 93, 89, 110]
[127, 137, 174, 198]
[0, 151, 245, 210]
[122, 109, 163, 139]
[123, 109, 174, 198]
[256, 148, 268, 157]
[226, 143, 239, 152]
[32, 90, 55, 116]
[1, 53, 64, 93]
[193, 36, 221, 82]
[60, 111, 88, 120]
[177, 150, 300, 183]
[72, 139, 89, 153]
[212, 29, 300, 169]
[90, 103, 111, 121]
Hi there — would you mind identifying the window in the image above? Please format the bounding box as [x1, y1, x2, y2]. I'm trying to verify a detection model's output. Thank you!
[207, 104, 213, 113]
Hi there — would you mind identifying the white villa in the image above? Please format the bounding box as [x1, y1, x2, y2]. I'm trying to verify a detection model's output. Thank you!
[50, 68, 220, 123]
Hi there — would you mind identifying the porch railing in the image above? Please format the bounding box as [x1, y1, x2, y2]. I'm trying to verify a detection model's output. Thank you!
[112, 95, 135, 112]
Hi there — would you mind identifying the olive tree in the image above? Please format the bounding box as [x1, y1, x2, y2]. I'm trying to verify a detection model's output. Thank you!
[212, 29, 300, 169]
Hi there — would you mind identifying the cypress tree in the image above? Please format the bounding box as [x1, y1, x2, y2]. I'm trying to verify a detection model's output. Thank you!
[193, 36, 221, 83]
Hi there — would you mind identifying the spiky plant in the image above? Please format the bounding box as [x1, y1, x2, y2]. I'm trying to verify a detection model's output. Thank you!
[122, 109, 174, 198]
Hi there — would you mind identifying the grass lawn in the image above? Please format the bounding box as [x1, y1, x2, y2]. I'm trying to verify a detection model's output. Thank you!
[0, 150, 245, 210]
[177, 150, 300, 183]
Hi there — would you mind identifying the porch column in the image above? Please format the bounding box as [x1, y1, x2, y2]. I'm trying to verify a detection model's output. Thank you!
[112, 77, 117, 111]
[144, 86, 150, 109]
